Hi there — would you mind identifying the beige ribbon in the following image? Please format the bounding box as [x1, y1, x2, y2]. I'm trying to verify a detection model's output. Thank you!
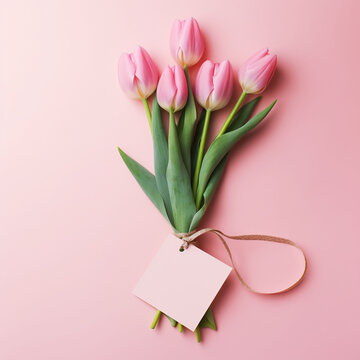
[174, 228, 307, 294]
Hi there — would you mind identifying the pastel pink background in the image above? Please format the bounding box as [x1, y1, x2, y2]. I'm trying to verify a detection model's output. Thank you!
[1, 0, 360, 359]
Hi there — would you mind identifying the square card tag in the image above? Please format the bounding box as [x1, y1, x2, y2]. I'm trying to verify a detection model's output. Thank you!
[133, 234, 232, 331]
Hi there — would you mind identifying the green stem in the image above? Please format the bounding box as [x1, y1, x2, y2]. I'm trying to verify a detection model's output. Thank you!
[169, 107, 175, 129]
[142, 98, 152, 133]
[192, 109, 211, 201]
[215, 91, 246, 139]
[194, 327, 201, 342]
[178, 323, 183, 333]
[150, 310, 161, 329]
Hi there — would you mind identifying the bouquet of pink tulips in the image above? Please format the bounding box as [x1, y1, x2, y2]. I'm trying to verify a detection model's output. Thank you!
[118, 18, 278, 342]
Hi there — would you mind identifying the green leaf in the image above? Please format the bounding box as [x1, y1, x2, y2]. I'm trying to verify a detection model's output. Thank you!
[166, 111, 196, 232]
[191, 98, 259, 181]
[189, 155, 227, 231]
[177, 66, 197, 175]
[190, 98, 261, 228]
[199, 308, 216, 330]
[190, 108, 206, 179]
[196, 100, 277, 208]
[152, 95, 174, 226]
[117, 147, 170, 224]
[228, 96, 261, 132]
[165, 314, 177, 327]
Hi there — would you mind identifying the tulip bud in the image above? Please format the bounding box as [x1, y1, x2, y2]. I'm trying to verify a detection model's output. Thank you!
[157, 65, 188, 112]
[118, 45, 158, 100]
[195, 60, 233, 111]
[238, 48, 277, 94]
[170, 17, 205, 68]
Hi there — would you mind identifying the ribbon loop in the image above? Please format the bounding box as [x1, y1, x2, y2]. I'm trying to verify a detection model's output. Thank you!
[174, 228, 307, 294]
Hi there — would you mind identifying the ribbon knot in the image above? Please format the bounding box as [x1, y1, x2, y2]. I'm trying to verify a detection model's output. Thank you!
[174, 228, 307, 295]
[174, 230, 197, 251]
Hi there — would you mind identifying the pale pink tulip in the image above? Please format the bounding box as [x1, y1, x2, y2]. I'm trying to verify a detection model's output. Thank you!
[118, 46, 158, 100]
[157, 65, 188, 112]
[170, 17, 204, 68]
[195, 60, 233, 111]
[238, 48, 277, 94]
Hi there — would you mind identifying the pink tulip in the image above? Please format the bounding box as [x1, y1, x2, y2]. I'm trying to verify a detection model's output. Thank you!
[195, 60, 233, 111]
[170, 17, 205, 68]
[238, 48, 277, 94]
[157, 65, 188, 112]
[118, 46, 158, 100]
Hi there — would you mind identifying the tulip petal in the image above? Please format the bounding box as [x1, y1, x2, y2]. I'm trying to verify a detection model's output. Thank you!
[157, 66, 177, 111]
[210, 60, 233, 110]
[239, 48, 269, 81]
[170, 20, 182, 64]
[195, 60, 215, 109]
[133, 46, 158, 98]
[250, 55, 277, 94]
[170, 17, 204, 67]
[195, 59, 233, 111]
[173, 65, 188, 111]
[239, 49, 277, 94]
[180, 18, 204, 66]
[118, 53, 140, 99]
[118, 46, 158, 100]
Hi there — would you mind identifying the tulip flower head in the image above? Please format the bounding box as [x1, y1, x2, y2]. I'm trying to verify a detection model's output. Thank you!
[195, 60, 233, 111]
[170, 17, 205, 68]
[118, 46, 158, 100]
[238, 48, 277, 94]
[157, 65, 188, 112]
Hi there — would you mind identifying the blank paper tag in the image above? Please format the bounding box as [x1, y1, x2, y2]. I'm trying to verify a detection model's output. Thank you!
[133, 234, 232, 331]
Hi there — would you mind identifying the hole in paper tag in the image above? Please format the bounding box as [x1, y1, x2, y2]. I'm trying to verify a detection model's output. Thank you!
[133, 234, 232, 331]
